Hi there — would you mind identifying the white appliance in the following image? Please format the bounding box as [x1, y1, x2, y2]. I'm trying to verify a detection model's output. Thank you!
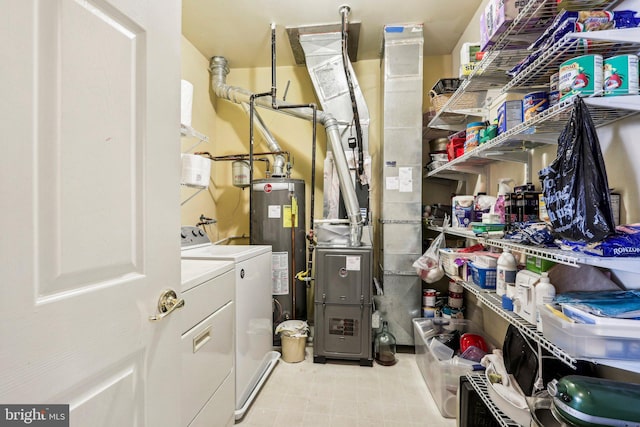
[513, 270, 541, 325]
[180, 258, 236, 427]
[181, 226, 279, 421]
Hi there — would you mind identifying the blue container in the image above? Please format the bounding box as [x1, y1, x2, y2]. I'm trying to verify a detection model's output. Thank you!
[468, 261, 497, 289]
[548, 90, 561, 107]
[465, 121, 485, 152]
[523, 91, 548, 121]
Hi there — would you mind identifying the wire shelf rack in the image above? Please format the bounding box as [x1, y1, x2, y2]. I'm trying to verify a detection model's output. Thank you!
[429, 224, 640, 274]
[426, 95, 640, 178]
[458, 279, 578, 368]
[428, 0, 625, 127]
[466, 374, 523, 427]
[503, 28, 640, 92]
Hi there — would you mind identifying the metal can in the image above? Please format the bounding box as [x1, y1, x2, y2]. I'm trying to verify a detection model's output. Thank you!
[448, 281, 464, 309]
[523, 91, 549, 121]
[604, 55, 639, 96]
[559, 54, 603, 100]
[422, 306, 437, 318]
[448, 281, 464, 294]
[448, 292, 464, 308]
[548, 90, 560, 107]
[550, 72, 559, 92]
[423, 289, 437, 307]
[465, 121, 485, 152]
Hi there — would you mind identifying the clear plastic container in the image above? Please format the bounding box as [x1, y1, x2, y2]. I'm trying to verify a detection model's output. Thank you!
[539, 305, 640, 360]
[413, 318, 494, 418]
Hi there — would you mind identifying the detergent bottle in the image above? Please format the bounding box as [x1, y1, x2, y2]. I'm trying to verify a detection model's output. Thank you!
[496, 247, 517, 297]
[494, 178, 514, 224]
[535, 272, 556, 332]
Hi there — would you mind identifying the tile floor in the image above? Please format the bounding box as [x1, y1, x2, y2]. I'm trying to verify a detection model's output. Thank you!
[237, 346, 457, 427]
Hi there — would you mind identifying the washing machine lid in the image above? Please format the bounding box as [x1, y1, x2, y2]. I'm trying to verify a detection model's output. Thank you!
[181, 259, 234, 292]
[181, 244, 272, 262]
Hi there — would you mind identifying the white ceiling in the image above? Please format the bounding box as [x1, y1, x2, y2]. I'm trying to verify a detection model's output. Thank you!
[182, 0, 483, 68]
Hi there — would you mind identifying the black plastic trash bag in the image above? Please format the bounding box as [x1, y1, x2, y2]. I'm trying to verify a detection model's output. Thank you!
[539, 97, 615, 243]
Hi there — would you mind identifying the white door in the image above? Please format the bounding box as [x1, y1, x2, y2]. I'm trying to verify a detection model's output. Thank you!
[0, 0, 182, 426]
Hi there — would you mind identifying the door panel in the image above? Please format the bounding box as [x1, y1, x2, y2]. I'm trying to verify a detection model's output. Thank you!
[59, 354, 143, 426]
[0, 0, 181, 425]
[38, 0, 145, 296]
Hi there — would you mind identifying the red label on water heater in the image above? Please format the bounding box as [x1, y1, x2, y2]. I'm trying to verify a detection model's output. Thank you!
[264, 183, 272, 193]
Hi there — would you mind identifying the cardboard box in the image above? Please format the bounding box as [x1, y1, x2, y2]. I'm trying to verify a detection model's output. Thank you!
[525, 255, 556, 273]
[497, 100, 523, 134]
[481, 0, 547, 50]
[489, 92, 524, 121]
[515, 191, 540, 222]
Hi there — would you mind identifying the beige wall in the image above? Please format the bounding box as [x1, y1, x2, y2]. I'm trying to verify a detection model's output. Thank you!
[194, 54, 422, 244]
[181, 34, 462, 255]
[180, 36, 220, 233]
[423, 54, 453, 111]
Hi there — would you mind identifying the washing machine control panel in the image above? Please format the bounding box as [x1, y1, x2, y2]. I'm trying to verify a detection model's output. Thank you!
[181, 226, 210, 247]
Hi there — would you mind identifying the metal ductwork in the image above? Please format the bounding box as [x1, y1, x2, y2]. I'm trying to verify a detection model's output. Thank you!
[239, 103, 287, 177]
[293, 6, 371, 231]
[377, 24, 424, 345]
[209, 56, 363, 246]
[297, 32, 370, 152]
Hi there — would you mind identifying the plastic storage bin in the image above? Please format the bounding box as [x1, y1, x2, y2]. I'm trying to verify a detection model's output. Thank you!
[539, 305, 640, 360]
[413, 318, 493, 418]
[439, 249, 476, 277]
[468, 261, 497, 289]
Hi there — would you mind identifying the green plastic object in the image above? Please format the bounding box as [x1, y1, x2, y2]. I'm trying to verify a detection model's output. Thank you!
[548, 375, 640, 427]
[470, 222, 504, 233]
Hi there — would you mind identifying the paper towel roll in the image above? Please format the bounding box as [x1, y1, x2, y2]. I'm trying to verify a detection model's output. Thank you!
[181, 154, 211, 188]
[181, 80, 194, 127]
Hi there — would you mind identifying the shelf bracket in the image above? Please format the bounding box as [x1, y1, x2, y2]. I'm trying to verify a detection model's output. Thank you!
[446, 164, 486, 175]
[475, 149, 529, 164]
[180, 186, 206, 206]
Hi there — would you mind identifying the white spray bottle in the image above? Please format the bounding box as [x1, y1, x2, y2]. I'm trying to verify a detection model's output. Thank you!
[494, 178, 514, 224]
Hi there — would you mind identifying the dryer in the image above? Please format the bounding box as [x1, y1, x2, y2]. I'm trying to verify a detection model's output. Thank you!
[181, 226, 279, 421]
[180, 258, 235, 427]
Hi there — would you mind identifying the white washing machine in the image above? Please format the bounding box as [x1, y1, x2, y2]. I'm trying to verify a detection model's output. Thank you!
[181, 226, 279, 421]
[180, 258, 236, 427]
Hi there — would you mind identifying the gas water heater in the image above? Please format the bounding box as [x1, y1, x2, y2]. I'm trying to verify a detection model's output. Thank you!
[250, 178, 307, 341]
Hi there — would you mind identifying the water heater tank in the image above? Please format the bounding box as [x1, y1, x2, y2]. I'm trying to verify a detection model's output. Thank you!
[250, 178, 307, 337]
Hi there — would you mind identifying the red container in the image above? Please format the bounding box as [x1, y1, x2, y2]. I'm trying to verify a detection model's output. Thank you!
[447, 136, 466, 161]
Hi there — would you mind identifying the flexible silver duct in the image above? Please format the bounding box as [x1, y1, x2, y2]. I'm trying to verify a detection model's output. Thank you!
[209, 55, 363, 245]
[239, 102, 287, 177]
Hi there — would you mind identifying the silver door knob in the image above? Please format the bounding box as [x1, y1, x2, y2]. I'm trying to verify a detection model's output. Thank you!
[149, 289, 185, 321]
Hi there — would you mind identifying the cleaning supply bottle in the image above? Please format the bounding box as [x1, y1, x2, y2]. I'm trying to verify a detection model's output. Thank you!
[494, 178, 514, 224]
[535, 272, 556, 332]
[496, 247, 517, 297]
